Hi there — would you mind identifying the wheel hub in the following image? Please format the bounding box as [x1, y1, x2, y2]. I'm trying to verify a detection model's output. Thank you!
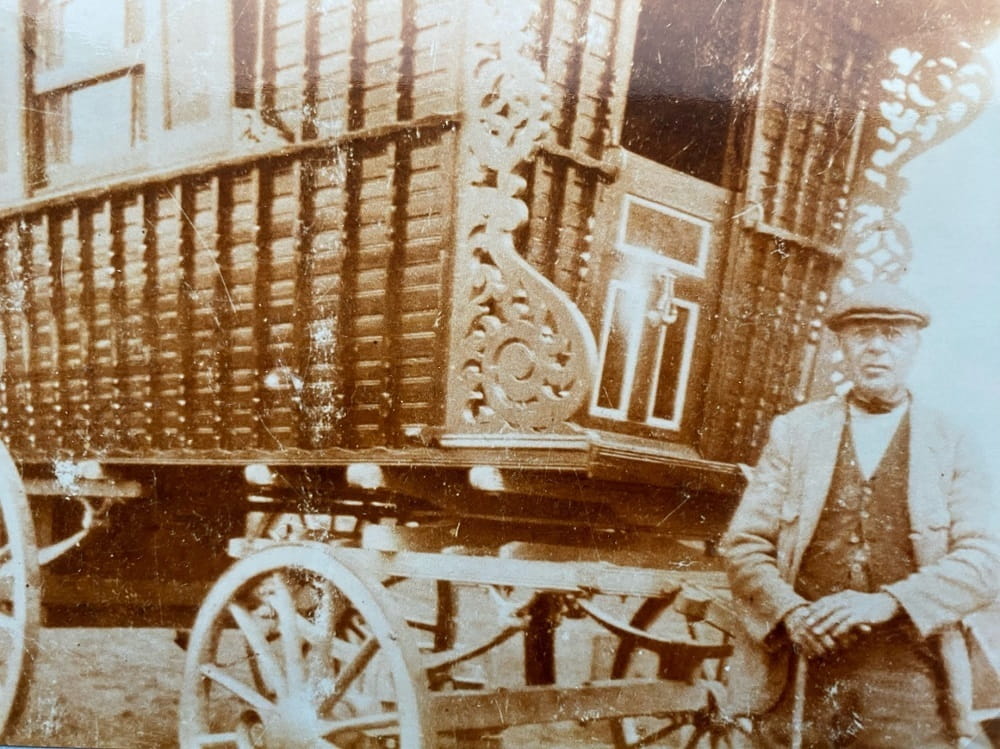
[261, 695, 327, 748]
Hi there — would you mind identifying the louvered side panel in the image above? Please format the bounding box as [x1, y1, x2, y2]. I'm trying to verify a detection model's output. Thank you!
[700, 232, 839, 464]
[55, 210, 89, 450]
[363, 0, 404, 128]
[119, 196, 151, 449]
[85, 203, 117, 448]
[0, 221, 32, 452]
[152, 185, 187, 448]
[298, 154, 348, 448]
[411, 0, 459, 119]
[187, 178, 225, 449]
[225, 169, 264, 448]
[257, 163, 300, 448]
[273, 0, 309, 138]
[571, 0, 616, 157]
[346, 146, 395, 447]
[27, 215, 59, 449]
[314, 0, 352, 136]
[393, 140, 447, 435]
[745, 0, 874, 248]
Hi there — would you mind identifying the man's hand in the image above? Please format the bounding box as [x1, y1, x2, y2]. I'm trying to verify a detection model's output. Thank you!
[783, 605, 838, 658]
[805, 591, 900, 641]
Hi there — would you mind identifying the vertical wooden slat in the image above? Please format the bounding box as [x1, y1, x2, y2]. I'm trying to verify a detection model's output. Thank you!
[176, 181, 197, 447]
[141, 190, 162, 447]
[58, 207, 88, 450]
[0, 221, 15, 445]
[109, 199, 129, 446]
[46, 212, 67, 449]
[27, 215, 56, 448]
[306, 150, 350, 449]
[7, 220, 33, 451]
[728, 238, 777, 457]
[314, 0, 352, 137]
[155, 184, 185, 448]
[363, 0, 404, 128]
[214, 175, 236, 450]
[301, 0, 320, 140]
[292, 160, 316, 448]
[230, 168, 263, 447]
[348, 0, 367, 131]
[119, 196, 147, 448]
[78, 204, 99, 448]
[253, 164, 275, 446]
[336, 147, 362, 448]
[189, 176, 223, 449]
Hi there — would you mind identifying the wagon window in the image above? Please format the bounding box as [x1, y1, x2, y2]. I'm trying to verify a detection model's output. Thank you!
[621, 0, 749, 186]
[27, 0, 233, 189]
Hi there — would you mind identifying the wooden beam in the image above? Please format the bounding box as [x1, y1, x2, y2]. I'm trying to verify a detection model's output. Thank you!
[331, 547, 721, 599]
[23, 478, 146, 499]
[431, 678, 710, 732]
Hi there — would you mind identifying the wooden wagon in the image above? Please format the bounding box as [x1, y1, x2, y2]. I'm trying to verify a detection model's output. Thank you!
[0, 0, 995, 745]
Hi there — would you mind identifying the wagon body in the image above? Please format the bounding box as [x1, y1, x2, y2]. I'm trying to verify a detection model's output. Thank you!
[0, 0, 917, 470]
[0, 0, 995, 744]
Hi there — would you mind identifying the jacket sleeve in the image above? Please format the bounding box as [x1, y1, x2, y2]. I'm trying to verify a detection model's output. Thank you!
[884, 427, 1000, 638]
[723, 413, 809, 643]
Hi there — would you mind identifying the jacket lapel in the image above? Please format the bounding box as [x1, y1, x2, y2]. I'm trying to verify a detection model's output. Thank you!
[789, 399, 845, 575]
[907, 399, 947, 565]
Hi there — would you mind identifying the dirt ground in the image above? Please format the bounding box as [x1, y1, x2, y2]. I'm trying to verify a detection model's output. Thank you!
[5, 623, 997, 748]
[2, 626, 613, 748]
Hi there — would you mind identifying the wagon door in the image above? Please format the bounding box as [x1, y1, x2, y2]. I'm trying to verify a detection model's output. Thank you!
[587, 0, 745, 444]
[590, 155, 730, 442]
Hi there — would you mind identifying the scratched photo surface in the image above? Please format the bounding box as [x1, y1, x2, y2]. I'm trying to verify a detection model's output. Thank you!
[0, 0, 998, 747]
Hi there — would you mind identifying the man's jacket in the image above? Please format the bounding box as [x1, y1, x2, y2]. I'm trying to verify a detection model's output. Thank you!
[722, 396, 1000, 735]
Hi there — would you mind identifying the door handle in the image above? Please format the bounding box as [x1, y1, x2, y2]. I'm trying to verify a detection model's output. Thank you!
[646, 271, 679, 327]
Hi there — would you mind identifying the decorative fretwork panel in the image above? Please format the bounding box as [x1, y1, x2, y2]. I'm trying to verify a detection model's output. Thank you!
[815, 41, 992, 397]
[445, 0, 598, 435]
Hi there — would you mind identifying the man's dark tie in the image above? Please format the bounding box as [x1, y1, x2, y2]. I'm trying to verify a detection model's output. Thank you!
[848, 389, 906, 414]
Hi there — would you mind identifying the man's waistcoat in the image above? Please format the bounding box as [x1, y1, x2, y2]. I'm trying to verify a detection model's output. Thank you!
[796, 411, 915, 599]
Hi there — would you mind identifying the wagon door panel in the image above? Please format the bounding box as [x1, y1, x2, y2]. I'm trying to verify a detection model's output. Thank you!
[589, 156, 729, 443]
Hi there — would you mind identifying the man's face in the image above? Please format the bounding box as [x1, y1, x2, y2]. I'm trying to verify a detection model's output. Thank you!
[838, 321, 921, 400]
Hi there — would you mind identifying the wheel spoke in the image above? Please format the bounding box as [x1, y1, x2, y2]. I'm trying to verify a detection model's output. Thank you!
[199, 663, 274, 714]
[319, 635, 379, 713]
[266, 574, 306, 694]
[682, 724, 709, 749]
[319, 710, 401, 738]
[624, 719, 689, 748]
[227, 602, 285, 698]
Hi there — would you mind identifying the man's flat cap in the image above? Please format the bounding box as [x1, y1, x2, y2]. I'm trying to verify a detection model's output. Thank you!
[825, 281, 931, 331]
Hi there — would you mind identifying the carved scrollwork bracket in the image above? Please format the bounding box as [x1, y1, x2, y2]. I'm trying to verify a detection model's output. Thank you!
[446, 0, 598, 434]
[823, 40, 991, 394]
[838, 42, 991, 293]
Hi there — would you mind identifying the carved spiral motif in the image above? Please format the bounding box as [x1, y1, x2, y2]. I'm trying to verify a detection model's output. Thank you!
[451, 0, 597, 433]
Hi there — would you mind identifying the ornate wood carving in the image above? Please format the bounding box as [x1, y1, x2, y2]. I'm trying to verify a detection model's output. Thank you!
[820, 41, 991, 395]
[839, 43, 991, 292]
[447, 0, 598, 434]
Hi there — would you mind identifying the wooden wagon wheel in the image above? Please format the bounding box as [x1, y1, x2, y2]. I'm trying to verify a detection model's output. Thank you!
[609, 596, 751, 749]
[178, 543, 433, 748]
[0, 442, 40, 736]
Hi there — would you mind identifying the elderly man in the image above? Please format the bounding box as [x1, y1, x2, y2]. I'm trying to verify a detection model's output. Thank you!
[724, 282, 1000, 747]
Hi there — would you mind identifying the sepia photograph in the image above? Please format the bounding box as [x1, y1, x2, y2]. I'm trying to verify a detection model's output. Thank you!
[0, 0, 999, 746]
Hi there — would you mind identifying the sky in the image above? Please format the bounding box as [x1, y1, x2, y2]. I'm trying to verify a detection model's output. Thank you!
[896, 39, 1000, 457]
